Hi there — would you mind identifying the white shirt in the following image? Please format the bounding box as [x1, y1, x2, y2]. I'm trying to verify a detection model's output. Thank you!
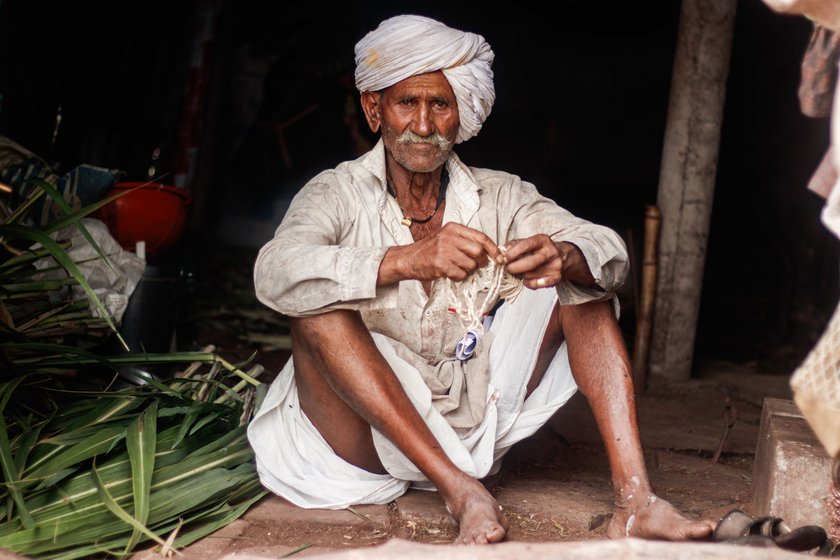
[254, 139, 629, 366]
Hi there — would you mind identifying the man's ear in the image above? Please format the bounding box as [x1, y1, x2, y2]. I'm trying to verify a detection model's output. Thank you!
[360, 91, 381, 133]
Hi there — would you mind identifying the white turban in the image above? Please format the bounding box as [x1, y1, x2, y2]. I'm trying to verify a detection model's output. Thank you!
[354, 15, 495, 144]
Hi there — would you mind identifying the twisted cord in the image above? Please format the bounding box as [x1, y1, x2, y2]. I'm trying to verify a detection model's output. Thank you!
[444, 251, 523, 335]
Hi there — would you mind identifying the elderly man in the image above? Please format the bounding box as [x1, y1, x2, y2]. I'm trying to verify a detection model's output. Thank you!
[248, 14, 715, 544]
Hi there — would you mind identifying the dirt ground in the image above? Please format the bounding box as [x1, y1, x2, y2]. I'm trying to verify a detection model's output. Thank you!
[175, 347, 781, 557]
[162, 245, 801, 557]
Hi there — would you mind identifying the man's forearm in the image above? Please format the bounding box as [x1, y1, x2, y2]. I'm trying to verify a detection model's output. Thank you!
[377, 246, 407, 287]
[556, 241, 597, 287]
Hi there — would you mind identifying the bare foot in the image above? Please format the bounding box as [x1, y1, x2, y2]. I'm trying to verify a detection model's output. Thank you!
[606, 493, 716, 541]
[443, 475, 508, 544]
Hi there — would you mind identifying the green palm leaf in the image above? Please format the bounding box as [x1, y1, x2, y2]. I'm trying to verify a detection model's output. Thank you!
[90, 460, 168, 549]
[125, 401, 157, 553]
[0, 379, 34, 528]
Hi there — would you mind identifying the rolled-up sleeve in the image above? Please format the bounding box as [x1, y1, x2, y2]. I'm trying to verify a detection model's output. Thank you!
[253, 178, 399, 317]
[505, 179, 629, 306]
[553, 232, 628, 307]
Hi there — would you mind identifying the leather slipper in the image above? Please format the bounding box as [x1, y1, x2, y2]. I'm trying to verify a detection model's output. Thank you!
[771, 521, 828, 553]
[713, 509, 828, 553]
[713, 509, 759, 541]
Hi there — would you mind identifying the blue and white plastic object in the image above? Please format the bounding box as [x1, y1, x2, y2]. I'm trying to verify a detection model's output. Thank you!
[455, 329, 482, 361]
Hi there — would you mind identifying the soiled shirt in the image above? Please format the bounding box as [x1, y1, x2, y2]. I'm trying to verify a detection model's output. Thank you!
[254, 140, 629, 370]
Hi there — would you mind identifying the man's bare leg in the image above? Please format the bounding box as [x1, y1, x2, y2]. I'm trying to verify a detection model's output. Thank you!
[291, 309, 508, 544]
[532, 299, 715, 540]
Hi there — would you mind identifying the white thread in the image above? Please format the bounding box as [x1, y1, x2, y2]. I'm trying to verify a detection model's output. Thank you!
[444, 251, 523, 359]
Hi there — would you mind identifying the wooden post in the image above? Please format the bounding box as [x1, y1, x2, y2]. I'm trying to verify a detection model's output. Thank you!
[632, 204, 662, 393]
[648, 0, 738, 387]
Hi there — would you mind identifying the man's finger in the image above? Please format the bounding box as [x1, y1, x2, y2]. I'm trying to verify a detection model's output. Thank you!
[503, 236, 543, 262]
[450, 224, 502, 263]
[526, 276, 554, 289]
[441, 249, 484, 279]
[506, 248, 555, 276]
[450, 236, 492, 267]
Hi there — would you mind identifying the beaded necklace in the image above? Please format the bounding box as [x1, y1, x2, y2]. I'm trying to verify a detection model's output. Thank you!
[387, 169, 449, 227]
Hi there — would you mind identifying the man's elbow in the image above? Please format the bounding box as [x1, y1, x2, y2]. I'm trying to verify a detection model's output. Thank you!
[255, 285, 328, 318]
[254, 282, 296, 316]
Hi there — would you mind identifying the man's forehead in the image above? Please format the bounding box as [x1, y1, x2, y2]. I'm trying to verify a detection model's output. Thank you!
[387, 72, 454, 95]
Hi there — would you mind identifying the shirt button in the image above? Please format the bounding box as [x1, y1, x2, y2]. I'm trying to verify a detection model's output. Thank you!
[424, 310, 433, 317]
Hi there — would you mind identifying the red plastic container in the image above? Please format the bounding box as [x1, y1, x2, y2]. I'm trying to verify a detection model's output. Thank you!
[96, 182, 190, 261]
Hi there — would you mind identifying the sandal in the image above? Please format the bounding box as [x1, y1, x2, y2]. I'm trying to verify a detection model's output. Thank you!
[714, 509, 828, 553]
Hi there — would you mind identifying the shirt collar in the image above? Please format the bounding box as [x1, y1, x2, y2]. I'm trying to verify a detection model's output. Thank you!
[361, 139, 389, 193]
[361, 139, 482, 222]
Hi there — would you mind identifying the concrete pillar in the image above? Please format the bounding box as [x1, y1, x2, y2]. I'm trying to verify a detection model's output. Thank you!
[648, 0, 738, 387]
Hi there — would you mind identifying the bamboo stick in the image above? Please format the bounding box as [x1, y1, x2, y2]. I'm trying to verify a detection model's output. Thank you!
[632, 204, 662, 393]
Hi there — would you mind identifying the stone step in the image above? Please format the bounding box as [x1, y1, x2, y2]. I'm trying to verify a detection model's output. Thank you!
[750, 397, 833, 530]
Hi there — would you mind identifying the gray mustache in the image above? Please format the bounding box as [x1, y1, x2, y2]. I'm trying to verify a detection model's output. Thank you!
[396, 130, 453, 150]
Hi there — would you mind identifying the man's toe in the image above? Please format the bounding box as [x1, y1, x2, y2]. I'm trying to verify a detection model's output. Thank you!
[487, 524, 506, 543]
[685, 520, 715, 539]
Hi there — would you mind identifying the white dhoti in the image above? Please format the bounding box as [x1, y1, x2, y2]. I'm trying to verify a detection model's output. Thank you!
[246, 288, 578, 509]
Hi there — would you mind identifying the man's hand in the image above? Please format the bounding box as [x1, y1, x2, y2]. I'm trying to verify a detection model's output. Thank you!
[378, 223, 502, 286]
[503, 234, 564, 289]
[504, 236, 596, 290]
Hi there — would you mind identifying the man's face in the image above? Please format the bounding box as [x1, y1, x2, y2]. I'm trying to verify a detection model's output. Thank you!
[377, 71, 460, 173]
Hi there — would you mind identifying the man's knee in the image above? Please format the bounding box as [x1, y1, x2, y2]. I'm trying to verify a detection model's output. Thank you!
[557, 298, 615, 321]
[556, 298, 621, 339]
[291, 309, 367, 353]
[290, 309, 376, 366]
